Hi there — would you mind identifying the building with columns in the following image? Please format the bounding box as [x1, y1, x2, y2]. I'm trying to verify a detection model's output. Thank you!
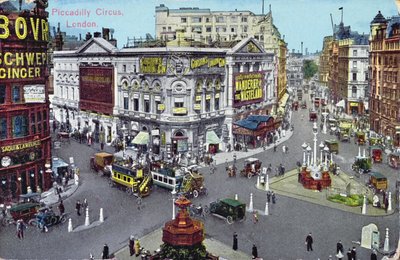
[369, 11, 400, 147]
[52, 35, 275, 159]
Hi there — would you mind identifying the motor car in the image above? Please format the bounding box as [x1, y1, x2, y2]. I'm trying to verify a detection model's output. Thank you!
[209, 198, 246, 224]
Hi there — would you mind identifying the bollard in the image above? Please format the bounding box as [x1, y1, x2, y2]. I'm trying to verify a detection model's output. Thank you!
[248, 193, 254, 212]
[388, 192, 392, 212]
[361, 195, 367, 215]
[358, 147, 361, 157]
[235, 194, 238, 200]
[256, 176, 260, 187]
[99, 208, 104, 223]
[265, 174, 269, 191]
[85, 207, 90, 226]
[384, 228, 389, 252]
[68, 218, 73, 232]
[264, 201, 269, 216]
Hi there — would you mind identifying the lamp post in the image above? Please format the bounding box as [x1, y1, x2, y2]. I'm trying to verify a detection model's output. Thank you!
[319, 142, 325, 165]
[121, 124, 128, 158]
[171, 187, 177, 220]
[312, 122, 318, 167]
[306, 145, 312, 166]
[324, 145, 330, 165]
[302, 142, 308, 166]
[322, 112, 329, 134]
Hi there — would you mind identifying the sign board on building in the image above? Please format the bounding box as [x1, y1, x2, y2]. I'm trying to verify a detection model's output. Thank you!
[233, 71, 264, 107]
[172, 107, 188, 115]
[194, 104, 201, 110]
[157, 104, 165, 111]
[140, 57, 166, 74]
[23, 85, 45, 103]
[79, 66, 114, 115]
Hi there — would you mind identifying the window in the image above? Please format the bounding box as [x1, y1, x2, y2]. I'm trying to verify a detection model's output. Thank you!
[353, 50, 357, 57]
[192, 26, 202, 33]
[365, 72, 368, 81]
[0, 85, 5, 104]
[352, 86, 357, 98]
[231, 16, 237, 22]
[12, 115, 28, 138]
[206, 27, 212, 32]
[174, 102, 184, 108]
[215, 97, 220, 110]
[205, 17, 210, 23]
[123, 97, 129, 110]
[181, 17, 187, 23]
[231, 27, 235, 33]
[155, 100, 161, 114]
[243, 26, 248, 32]
[353, 61, 357, 68]
[352, 73, 357, 81]
[123, 65, 126, 72]
[216, 16, 224, 23]
[168, 26, 171, 31]
[133, 98, 139, 111]
[0, 118, 6, 139]
[192, 17, 201, 23]
[12, 86, 21, 103]
[205, 99, 210, 112]
[241, 17, 247, 22]
[162, 27, 166, 32]
[144, 100, 150, 113]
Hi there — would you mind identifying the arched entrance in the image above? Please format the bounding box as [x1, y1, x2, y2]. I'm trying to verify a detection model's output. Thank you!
[171, 130, 188, 155]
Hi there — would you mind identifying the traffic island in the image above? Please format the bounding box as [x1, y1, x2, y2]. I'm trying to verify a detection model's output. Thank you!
[255, 169, 392, 216]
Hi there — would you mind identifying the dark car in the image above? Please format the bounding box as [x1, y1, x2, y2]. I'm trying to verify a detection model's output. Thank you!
[29, 207, 67, 229]
[209, 198, 246, 224]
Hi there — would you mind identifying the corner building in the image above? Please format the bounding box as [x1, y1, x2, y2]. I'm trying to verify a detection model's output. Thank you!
[0, 1, 52, 203]
[53, 36, 275, 159]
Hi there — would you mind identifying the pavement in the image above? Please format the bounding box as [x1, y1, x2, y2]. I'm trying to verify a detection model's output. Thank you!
[40, 179, 79, 206]
[255, 169, 394, 217]
[113, 228, 252, 260]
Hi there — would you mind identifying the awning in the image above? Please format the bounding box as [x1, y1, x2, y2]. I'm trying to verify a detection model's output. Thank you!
[132, 131, 149, 145]
[336, 100, 345, 108]
[206, 131, 221, 144]
[279, 93, 289, 107]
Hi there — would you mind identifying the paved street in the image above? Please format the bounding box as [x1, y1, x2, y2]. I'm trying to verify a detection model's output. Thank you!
[0, 94, 398, 259]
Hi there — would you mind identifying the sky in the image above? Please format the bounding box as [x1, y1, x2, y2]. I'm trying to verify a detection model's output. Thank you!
[47, 0, 398, 52]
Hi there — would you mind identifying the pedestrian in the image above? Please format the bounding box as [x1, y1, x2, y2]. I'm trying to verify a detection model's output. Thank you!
[76, 200, 81, 216]
[16, 219, 25, 240]
[102, 243, 109, 259]
[271, 192, 276, 204]
[346, 248, 352, 260]
[57, 186, 62, 201]
[351, 247, 356, 260]
[129, 235, 135, 256]
[337, 240, 344, 254]
[282, 145, 286, 154]
[232, 232, 238, 251]
[252, 244, 258, 259]
[384, 197, 389, 212]
[370, 249, 377, 260]
[267, 191, 271, 203]
[253, 210, 258, 224]
[134, 239, 140, 257]
[273, 143, 277, 152]
[58, 200, 65, 215]
[305, 232, 313, 251]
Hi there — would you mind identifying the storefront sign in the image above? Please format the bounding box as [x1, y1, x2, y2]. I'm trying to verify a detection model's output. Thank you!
[206, 94, 211, 100]
[157, 104, 165, 111]
[194, 104, 201, 110]
[1, 140, 41, 153]
[350, 102, 359, 107]
[233, 72, 264, 107]
[172, 107, 187, 115]
[0, 15, 49, 42]
[140, 57, 166, 74]
[151, 129, 160, 136]
[195, 96, 202, 102]
[24, 85, 45, 103]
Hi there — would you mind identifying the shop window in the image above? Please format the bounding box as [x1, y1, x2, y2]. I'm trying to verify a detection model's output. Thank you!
[0, 118, 6, 139]
[134, 98, 139, 111]
[123, 97, 129, 110]
[12, 115, 28, 138]
[12, 86, 21, 103]
[0, 85, 5, 104]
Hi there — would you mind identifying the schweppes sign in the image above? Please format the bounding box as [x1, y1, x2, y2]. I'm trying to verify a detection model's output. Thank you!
[1, 140, 41, 153]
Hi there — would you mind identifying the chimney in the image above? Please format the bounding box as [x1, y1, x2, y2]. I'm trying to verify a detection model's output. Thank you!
[102, 28, 110, 41]
[301, 41, 303, 55]
[94, 32, 101, 38]
[85, 32, 92, 41]
[79, 34, 82, 41]
[55, 23, 64, 51]
[109, 38, 117, 47]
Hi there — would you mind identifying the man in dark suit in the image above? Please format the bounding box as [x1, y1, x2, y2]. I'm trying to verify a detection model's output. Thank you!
[305, 233, 313, 251]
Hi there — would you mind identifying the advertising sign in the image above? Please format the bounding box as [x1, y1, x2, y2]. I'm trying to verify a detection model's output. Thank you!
[79, 66, 114, 115]
[233, 72, 264, 107]
[23, 85, 46, 103]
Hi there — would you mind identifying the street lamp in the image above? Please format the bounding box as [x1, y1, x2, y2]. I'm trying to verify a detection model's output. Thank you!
[306, 145, 312, 166]
[323, 145, 330, 165]
[301, 142, 308, 166]
[312, 122, 318, 167]
[121, 124, 128, 158]
[171, 187, 177, 220]
[322, 111, 329, 134]
[319, 142, 325, 164]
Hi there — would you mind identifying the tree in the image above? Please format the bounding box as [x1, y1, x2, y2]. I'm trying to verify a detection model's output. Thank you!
[160, 243, 207, 260]
[303, 60, 318, 80]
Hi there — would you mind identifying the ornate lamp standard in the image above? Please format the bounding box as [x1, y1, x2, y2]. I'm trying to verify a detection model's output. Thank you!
[324, 145, 330, 165]
[312, 122, 318, 167]
[319, 142, 325, 165]
[121, 124, 128, 158]
[322, 111, 329, 134]
[302, 142, 308, 166]
[306, 145, 312, 166]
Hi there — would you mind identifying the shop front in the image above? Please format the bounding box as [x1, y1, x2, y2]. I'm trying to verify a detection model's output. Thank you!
[171, 130, 188, 155]
[205, 130, 221, 154]
[233, 115, 276, 149]
[348, 101, 360, 115]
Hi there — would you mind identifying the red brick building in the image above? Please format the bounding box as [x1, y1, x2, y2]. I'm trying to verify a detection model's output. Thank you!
[0, 1, 52, 203]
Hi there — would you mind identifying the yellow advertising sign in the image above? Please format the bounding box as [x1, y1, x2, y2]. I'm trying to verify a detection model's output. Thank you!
[1, 140, 41, 153]
[215, 93, 220, 98]
[195, 96, 202, 101]
[0, 15, 49, 41]
[140, 57, 166, 74]
[350, 102, 359, 107]
[191, 57, 226, 69]
[206, 94, 211, 100]
[233, 72, 264, 107]
[172, 107, 188, 114]
[194, 104, 201, 110]
[0, 52, 47, 79]
[157, 104, 165, 111]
